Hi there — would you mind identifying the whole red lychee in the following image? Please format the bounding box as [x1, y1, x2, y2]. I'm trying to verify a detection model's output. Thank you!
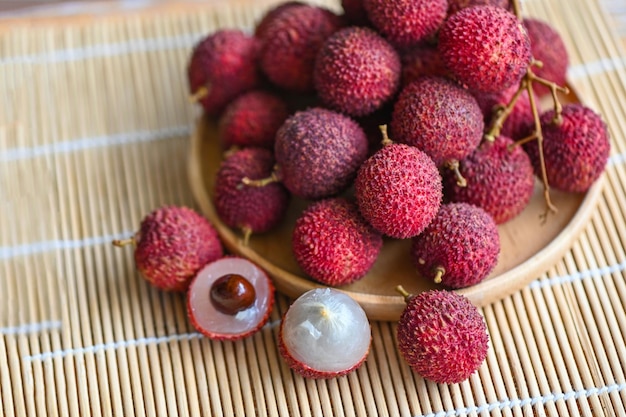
[187, 29, 260, 116]
[254, 1, 304, 38]
[438, 6, 531, 93]
[292, 198, 383, 286]
[113, 206, 224, 292]
[410, 203, 500, 289]
[313, 26, 401, 117]
[396, 288, 489, 384]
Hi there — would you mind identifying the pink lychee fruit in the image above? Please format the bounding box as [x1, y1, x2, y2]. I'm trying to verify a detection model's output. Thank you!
[400, 44, 449, 87]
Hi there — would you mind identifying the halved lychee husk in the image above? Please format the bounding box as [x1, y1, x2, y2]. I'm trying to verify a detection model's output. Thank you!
[187, 256, 274, 341]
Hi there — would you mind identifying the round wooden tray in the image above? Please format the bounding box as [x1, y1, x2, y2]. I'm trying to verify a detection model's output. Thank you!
[187, 89, 605, 321]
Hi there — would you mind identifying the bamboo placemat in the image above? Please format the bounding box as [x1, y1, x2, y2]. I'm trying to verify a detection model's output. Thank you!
[1, 0, 625, 416]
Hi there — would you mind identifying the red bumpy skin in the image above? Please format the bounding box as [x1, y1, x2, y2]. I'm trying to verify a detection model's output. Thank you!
[292, 198, 383, 286]
[523, 104, 610, 193]
[438, 6, 531, 93]
[400, 44, 449, 87]
[187, 29, 260, 116]
[443, 135, 535, 224]
[447, 0, 510, 16]
[314, 26, 401, 117]
[133, 206, 224, 292]
[396, 290, 489, 384]
[410, 203, 500, 289]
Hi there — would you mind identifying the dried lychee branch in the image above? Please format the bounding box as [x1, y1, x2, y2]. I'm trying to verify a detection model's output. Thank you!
[378, 124, 393, 146]
[189, 84, 210, 103]
[511, 0, 522, 20]
[445, 159, 467, 187]
[241, 169, 281, 187]
[483, 83, 526, 142]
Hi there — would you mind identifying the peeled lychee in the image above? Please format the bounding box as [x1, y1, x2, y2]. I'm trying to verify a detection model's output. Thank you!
[523, 104, 610, 193]
[292, 198, 383, 286]
[396, 288, 489, 384]
[410, 203, 500, 289]
[313, 26, 401, 117]
[187, 29, 260, 115]
[187, 257, 274, 341]
[113, 206, 224, 292]
[443, 135, 535, 224]
[438, 6, 531, 93]
[278, 288, 371, 379]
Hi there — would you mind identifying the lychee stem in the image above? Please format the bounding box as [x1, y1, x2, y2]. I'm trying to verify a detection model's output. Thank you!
[241, 226, 252, 247]
[379, 124, 393, 147]
[433, 267, 446, 284]
[189, 85, 210, 103]
[484, 79, 526, 142]
[241, 171, 280, 187]
[395, 285, 412, 303]
[446, 159, 467, 187]
[112, 237, 136, 247]
[511, 0, 522, 19]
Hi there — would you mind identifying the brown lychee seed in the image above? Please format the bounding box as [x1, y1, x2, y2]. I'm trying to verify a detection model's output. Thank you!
[257, 4, 344, 93]
[214, 147, 290, 239]
[187, 29, 260, 116]
[313, 26, 401, 117]
[187, 257, 274, 341]
[410, 203, 500, 289]
[395, 287, 489, 384]
[443, 135, 535, 224]
[292, 198, 383, 286]
[112, 206, 224, 292]
[522, 104, 610, 193]
[363, 0, 448, 49]
[355, 137, 443, 239]
[273, 107, 369, 200]
[438, 5, 531, 93]
[390, 76, 484, 167]
[278, 288, 371, 379]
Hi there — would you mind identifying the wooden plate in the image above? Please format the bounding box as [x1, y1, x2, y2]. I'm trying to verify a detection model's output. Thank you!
[187, 87, 605, 321]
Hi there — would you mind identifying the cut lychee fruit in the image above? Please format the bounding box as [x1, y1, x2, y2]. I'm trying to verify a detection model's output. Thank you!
[292, 198, 383, 286]
[278, 288, 371, 379]
[410, 203, 500, 289]
[395, 287, 489, 384]
[313, 26, 401, 117]
[438, 5, 531, 93]
[187, 257, 275, 341]
[112, 206, 224, 292]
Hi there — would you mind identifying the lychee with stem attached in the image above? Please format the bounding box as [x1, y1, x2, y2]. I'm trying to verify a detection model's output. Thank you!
[187, 257, 274, 341]
[438, 5, 531, 93]
[473, 83, 535, 141]
[112, 206, 224, 292]
[292, 198, 383, 286]
[395, 287, 489, 384]
[187, 29, 260, 116]
[278, 288, 371, 379]
[410, 203, 500, 289]
[313, 26, 401, 117]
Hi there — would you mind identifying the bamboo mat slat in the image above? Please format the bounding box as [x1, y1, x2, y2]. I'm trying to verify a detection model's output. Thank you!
[1, 0, 626, 416]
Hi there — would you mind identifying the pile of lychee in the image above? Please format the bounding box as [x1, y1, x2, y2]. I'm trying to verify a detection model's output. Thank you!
[116, 0, 612, 385]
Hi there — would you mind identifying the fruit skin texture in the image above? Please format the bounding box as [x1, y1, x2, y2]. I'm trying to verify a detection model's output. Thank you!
[355, 143, 443, 239]
[447, 0, 510, 15]
[218, 90, 290, 150]
[364, 0, 448, 49]
[390, 76, 484, 166]
[438, 6, 531, 93]
[314, 26, 401, 117]
[443, 135, 535, 224]
[410, 203, 500, 289]
[254, 1, 304, 38]
[274, 107, 368, 200]
[292, 198, 383, 286]
[187, 29, 260, 116]
[396, 290, 489, 384]
[132, 206, 224, 292]
[214, 147, 290, 234]
[523, 104, 610, 193]
[258, 4, 343, 93]
[400, 44, 449, 87]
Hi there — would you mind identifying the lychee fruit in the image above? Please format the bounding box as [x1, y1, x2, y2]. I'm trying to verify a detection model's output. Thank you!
[395, 287, 489, 384]
[410, 203, 500, 289]
[254, 1, 304, 38]
[438, 5, 531, 93]
[187, 257, 274, 341]
[390, 76, 484, 170]
[278, 288, 371, 379]
[355, 127, 443, 239]
[218, 90, 290, 150]
[313, 26, 401, 117]
[214, 147, 290, 241]
[113, 206, 224, 292]
[363, 0, 448, 49]
[187, 29, 260, 116]
[443, 135, 535, 224]
[473, 83, 535, 141]
[400, 44, 449, 87]
[257, 4, 343, 93]
[292, 198, 383, 286]
[447, 0, 510, 16]
[523, 104, 610, 193]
